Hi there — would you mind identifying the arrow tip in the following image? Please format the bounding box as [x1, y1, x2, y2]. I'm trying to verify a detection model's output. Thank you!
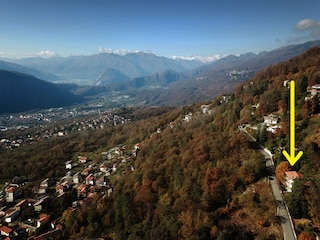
[282, 150, 303, 166]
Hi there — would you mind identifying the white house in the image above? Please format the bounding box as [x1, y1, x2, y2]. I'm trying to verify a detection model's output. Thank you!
[65, 160, 73, 170]
[183, 113, 193, 122]
[78, 156, 88, 163]
[309, 84, 320, 96]
[263, 114, 279, 126]
[285, 171, 304, 192]
[201, 105, 211, 114]
[5, 186, 19, 202]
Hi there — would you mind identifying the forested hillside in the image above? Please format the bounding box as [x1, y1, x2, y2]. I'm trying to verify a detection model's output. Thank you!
[235, 46, 320, 239]
[1, 47, 320, 239]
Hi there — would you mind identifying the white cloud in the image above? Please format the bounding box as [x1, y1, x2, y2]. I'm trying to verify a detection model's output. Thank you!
[98, 47, 142, 55]
[295, 18, 320, 31]
[293, 18, 320, 41]
[0, 51, 10, 58]
[36, 50, 59, 58]
[287, 18, 320, 44]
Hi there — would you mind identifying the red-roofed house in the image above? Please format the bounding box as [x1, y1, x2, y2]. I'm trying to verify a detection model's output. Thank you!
[37, 213, 50, 228]
[78, 156, 88, 163]
[285, 171, 304, 192]
[100, 163, 108, 173]
[5, 186, 19, 202]
[85, 173, 95, 185]
[0, 225, 13, 237]
[4, 208, 20, 223]
[77, 184, 89, 198]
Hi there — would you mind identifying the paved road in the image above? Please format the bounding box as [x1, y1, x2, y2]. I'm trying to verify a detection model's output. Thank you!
[261, 150, 297, 240]
[239, 125, 297, 240]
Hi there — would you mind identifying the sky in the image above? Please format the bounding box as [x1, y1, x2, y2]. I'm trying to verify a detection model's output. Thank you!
[0, 0, 320, 59]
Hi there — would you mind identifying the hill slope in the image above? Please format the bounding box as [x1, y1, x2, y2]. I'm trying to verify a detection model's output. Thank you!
[234, 46, 320, 238]
[0, 70, 83, 113]
[51, 46, 320, 239]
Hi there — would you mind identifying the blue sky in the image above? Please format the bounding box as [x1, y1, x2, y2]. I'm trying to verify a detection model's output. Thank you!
[0, 0, 320, 59]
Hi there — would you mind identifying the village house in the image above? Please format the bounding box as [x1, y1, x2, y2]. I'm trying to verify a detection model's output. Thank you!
[56, 181, 72, 194]
[263, 114, 279, 126]
[36, 178, 53, 194]
[201, 105, 211, 114]
[285, 171, 304, 192]
[112, 163, 117, 173]
[14, 199, 31, 211]
[100, 151, 111, 160]
[37, 213, 50, 228]
[81, 167, 93, 176]
[51, 218, 63, 230]
[37, 185, 47, 195]
[65, 160, 74, 170]
[40, 178, 50, 188]
[78, 156, 88, 164]
[96, 176, 109, 187]
[5, 186, 19, 202]
[34, 196, 50, 212]
[99, 163, 108, 173]
[183, 112, 193, 122]
[266, 125, 281, 134]
[77, 184, 89, 198]
[57, 131, 65, 137]
[220, 95, 231, 103]
[85, 173, 95, 185]
[308, 84, 320, 96]
[72, 172, 82, 184]
[4, 208, 20, 223]
[0, 225, 13, 237]
[0, 206, 7, 217]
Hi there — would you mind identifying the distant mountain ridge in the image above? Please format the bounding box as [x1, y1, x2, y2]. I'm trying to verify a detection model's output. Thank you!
[137, 40, 320, 106]
[74, 41, 320, 106]
[4, 52, 204, 83]
[1, 40, 320, 109]
[0, 70, 83, 113]
[0, 60, 60, 81]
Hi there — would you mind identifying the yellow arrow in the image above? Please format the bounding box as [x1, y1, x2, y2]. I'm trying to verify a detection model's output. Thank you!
[282, 80, 303, 166]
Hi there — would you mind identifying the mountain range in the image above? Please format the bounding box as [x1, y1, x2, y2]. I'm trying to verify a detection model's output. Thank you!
[96, 40, 320, 106]
[3, 52, 204, 83]
[1, 40, 320, 112]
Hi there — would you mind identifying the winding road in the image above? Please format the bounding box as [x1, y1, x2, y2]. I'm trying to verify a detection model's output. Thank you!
[239, 125, 297, 240]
